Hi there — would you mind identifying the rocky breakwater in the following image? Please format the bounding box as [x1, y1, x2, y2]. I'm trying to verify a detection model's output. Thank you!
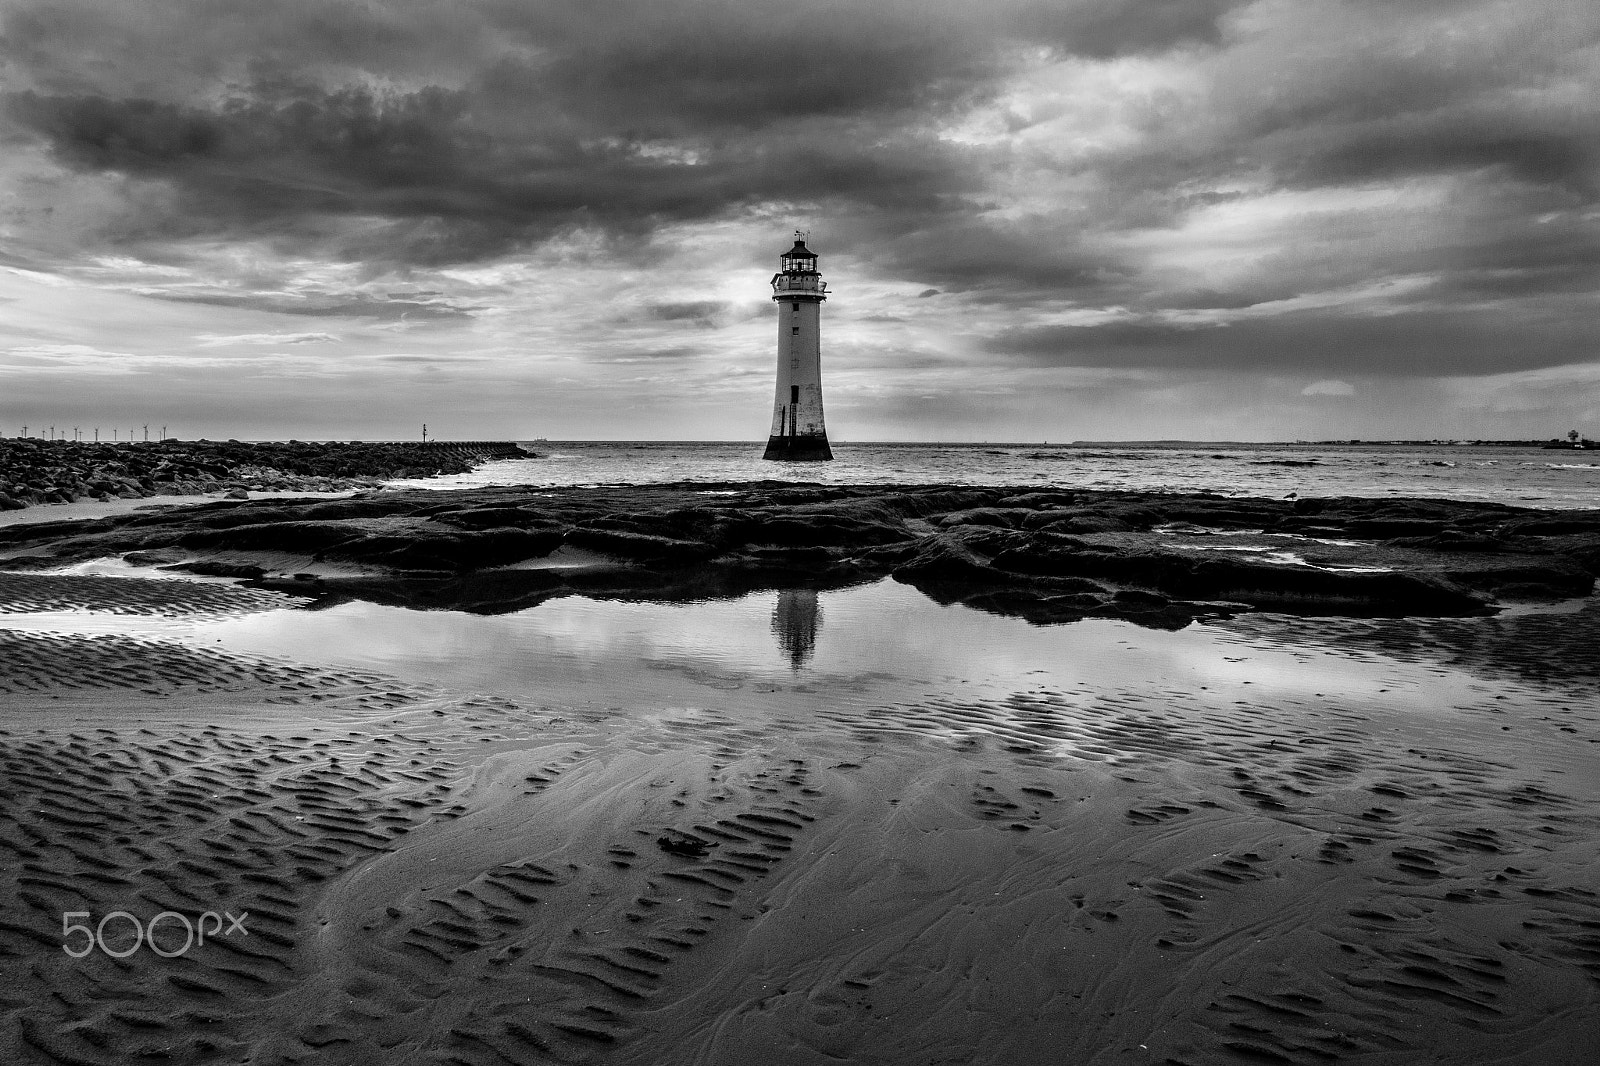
[0, 438, 529, 509]
[3, 483, 1597, 628]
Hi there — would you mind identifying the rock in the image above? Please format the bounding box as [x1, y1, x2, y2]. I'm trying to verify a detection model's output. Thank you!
[1035, 513, 1134, 534]
[1, 481, 1591, 628]
[1170, 557, 1491, 615]
[936, 507, 1024, 529]
[1389, 530, 1519, 553]
[430, 506, 549, 530]
[324, 527, 564, 571]
[176, 520, 360, 553]
[122, 549, 189, 566]
[1345, 518, 1450, 538]
[729, 511, 911, 548]
[225, 488, 250, 500]
[168, 560, 268, 579]
[1441, 559, 1594, 600]
[891, 531, 1003, 585]
[657, 834, 713, 857]
[1112, 588, 1170, 608]
[566, 528, 715, 564]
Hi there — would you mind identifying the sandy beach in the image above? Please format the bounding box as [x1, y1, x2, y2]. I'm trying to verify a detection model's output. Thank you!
[2, 486, 1598, 1065]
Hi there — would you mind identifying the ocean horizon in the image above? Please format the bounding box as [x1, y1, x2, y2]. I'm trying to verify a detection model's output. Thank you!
[380, 438, 1600, 510]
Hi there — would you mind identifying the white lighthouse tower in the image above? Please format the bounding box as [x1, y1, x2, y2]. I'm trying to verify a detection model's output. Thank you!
[763, 232, 833, 461]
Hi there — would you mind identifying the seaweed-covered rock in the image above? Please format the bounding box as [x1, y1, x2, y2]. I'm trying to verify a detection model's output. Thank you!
[566, 527, 718, 564]
[891, 531, 1003, 585]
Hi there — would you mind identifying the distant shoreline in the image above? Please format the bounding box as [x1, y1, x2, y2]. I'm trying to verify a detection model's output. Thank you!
[7, 437, 1582, 449]
[486, 438, 1585, 448]
[0, 439, 529, 511]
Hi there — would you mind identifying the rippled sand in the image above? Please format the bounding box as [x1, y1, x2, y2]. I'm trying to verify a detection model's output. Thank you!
[1, 575, 1597, 1064]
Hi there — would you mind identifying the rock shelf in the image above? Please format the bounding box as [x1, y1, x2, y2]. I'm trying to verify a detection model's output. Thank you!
[3, 481, 1595, 627]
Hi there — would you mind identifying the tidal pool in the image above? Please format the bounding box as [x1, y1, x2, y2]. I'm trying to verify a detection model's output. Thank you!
[0, 573, 1559, 745]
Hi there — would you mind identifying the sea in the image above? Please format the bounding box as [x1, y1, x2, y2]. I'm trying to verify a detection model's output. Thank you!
[388, 440, 1600, 510]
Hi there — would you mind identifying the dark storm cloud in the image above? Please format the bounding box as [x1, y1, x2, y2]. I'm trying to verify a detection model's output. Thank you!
[1422, 212, 1600, 300]
[586, 346, 703, 363]
[1098, 5, 1600, 191]
[1294, 123, 1597, 198]
[988, 305, 1600, 377]
[483, 0, 1248, 133]
[146, 289, 479, 321]
[0, 0, 1248, 268]
[1214, 69, 1600, 210]
[3, 0, 1597, 401]
[0, 0, 496, 96]
[468, 0, 1249, 121]
[645, 301, 731, 328]
[1015, 0, 1244, 59]
[648, 302, 727, 321]
[2, 80, 986, 265]
[376, 354, 491, 363]
[501, 17, 986, 132]
[1147, 288, 1282, 312]
[866, 220, 1131, 300]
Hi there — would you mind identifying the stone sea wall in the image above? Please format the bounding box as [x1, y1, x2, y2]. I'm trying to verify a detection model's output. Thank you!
[0, 439, 528, 509]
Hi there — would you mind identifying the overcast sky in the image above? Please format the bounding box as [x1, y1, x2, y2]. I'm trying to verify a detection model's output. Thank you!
[2, 0, 1597, 441]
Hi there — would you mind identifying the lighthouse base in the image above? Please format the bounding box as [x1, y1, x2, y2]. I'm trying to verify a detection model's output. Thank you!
[762, 434, 833, 461]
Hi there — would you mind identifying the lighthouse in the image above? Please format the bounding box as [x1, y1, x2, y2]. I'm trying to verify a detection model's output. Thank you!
[763, 232, 833, 461]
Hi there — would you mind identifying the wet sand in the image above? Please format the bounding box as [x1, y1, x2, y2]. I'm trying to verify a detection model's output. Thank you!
[2, 521, 1599, 1063]
[0, 490, 363, 530]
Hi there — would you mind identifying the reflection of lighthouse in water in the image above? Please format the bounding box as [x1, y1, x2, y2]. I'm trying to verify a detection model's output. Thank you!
[771, 589, 821, 670]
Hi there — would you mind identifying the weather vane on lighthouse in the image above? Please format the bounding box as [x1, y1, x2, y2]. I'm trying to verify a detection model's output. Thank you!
[762, 231, 833, 461]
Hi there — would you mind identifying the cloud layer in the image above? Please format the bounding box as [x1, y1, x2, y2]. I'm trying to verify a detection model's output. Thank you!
[1, 0, 1597, 439]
